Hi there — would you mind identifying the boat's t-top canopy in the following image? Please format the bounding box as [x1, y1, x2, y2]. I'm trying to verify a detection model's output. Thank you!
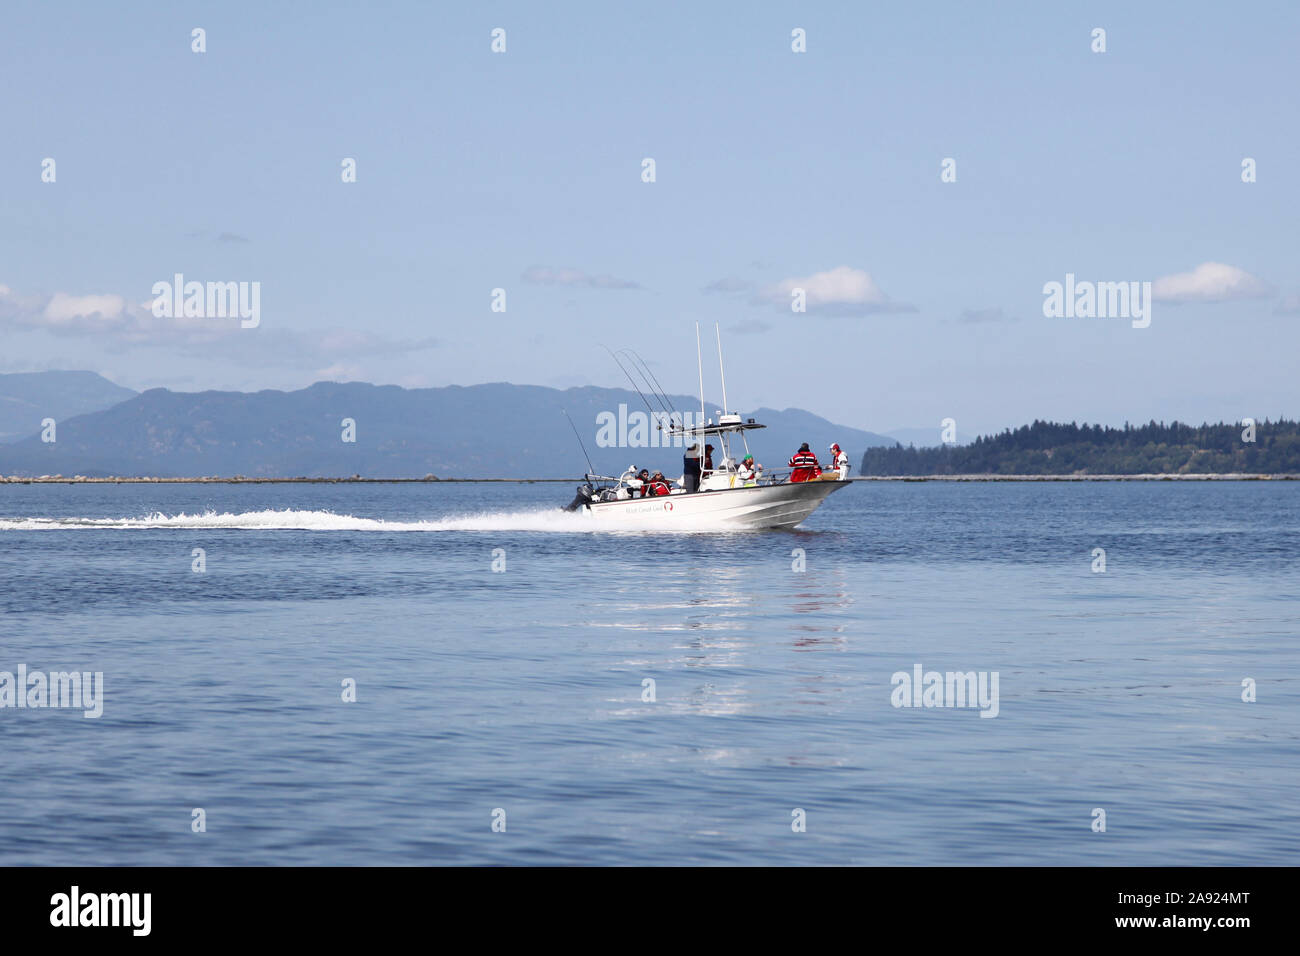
[663, 413, 766, 440]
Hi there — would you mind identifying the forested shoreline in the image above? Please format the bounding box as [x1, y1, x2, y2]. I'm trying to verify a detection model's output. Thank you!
[860, 420, 1300, 476]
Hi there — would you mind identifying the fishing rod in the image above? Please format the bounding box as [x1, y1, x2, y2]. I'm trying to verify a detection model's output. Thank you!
[622, 348, 678, 417]
[601, 344, 659, 420]
[617, 348, 672, 417]
[561, 409, 596, 478]
[622, 348, 684, 443]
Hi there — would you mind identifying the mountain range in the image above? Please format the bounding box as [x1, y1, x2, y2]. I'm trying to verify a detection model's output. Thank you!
[0, 372, 895, 479]
[0, 371, 137, 443]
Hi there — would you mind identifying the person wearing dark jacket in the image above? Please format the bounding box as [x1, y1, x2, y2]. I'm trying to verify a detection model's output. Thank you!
[683, 443, 702, 493]
[788, 442, 820, 482]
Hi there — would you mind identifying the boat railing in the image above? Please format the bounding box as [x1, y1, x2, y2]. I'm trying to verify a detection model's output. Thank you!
[696, 466, 803, 487]
[586, 466, 830, 490]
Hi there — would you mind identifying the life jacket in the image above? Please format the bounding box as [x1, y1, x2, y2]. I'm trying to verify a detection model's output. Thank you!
[788, 450, 819, 482]
[647, 479, 670, 496]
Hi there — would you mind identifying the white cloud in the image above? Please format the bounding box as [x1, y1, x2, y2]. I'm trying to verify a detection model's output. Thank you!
[1152, 262, 1272, 303]
[43, 292, 126, 323]
[959, 307, 1016, 323]
[703, 276, 754, 294]
[313, 363, 363, 382]
[316, 329, 439, 355]
[0, 281, 437, 365]
[1274, 293, 1300, 315]
[755, 265, 914, 315]
[3, 284, 239, 342]
[522, 266, 640, 289]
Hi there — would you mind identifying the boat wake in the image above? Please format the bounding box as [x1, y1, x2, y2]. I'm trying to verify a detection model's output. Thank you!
[0, 507, 744, 533]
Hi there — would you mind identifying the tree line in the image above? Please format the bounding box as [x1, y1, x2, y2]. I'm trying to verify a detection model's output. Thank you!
[860, 419, 1300, 475]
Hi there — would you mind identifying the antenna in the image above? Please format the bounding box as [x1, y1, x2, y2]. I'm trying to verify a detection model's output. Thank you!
[561, 409, 595, 477]
[696, 322, 705, 435]
[715, 321, 728, 415]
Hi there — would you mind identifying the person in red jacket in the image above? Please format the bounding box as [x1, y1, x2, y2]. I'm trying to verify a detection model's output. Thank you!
[788, 442, 820, 482]
[646, 471, 671, 496]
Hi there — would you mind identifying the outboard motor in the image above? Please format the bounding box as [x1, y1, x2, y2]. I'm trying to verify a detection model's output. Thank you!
[564, 483, 595, 512]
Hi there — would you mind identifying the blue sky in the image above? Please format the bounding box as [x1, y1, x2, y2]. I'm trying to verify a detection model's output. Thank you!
[1, 0, 1296, 437]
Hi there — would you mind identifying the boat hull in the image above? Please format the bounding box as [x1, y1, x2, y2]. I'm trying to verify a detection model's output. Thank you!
[582, 478, 849, 530]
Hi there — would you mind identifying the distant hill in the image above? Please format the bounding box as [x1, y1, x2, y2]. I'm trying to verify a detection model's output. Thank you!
[0, 380, 894, 478]
[0, 371, 137, 443]
[861, 419, 1300, 475]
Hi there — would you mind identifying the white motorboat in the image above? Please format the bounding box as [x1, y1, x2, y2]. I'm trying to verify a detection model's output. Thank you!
[561, 326, 851, 530]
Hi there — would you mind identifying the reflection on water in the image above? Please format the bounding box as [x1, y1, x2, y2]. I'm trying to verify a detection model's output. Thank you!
[2, 480, 1298, 865]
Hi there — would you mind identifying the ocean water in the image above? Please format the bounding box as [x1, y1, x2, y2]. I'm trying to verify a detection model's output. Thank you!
[0, 480, 1296, 866]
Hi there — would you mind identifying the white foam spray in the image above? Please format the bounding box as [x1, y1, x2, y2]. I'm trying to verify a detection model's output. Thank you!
[0, 508, 745, 534]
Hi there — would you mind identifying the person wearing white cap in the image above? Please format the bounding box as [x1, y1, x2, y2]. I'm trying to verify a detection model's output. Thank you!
[829, 442, 850, 479]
